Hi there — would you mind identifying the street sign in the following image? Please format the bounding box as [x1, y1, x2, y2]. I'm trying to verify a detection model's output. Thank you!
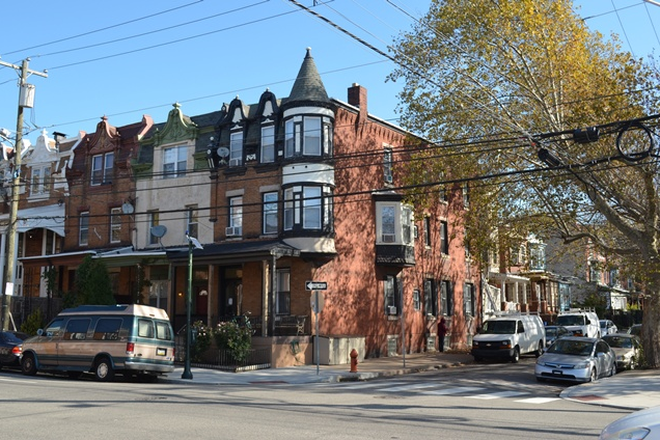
[305, 280, 327, 291]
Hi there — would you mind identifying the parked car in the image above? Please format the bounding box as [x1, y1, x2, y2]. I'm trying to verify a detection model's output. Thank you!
[627, 324, 642, 337]
[602, 333, 641, 371]
[0, 331, 27, 370]
[556, 309, 601, 338]
[535, 336, 616, 383]
[600, 319, 618, 336]
[544, 325, 572, 347]
[471, 313, 546, 363]
[600, 406, 660, 440]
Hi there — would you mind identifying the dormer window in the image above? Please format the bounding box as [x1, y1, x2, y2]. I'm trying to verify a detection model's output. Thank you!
[229, 131, 243, 166]
[92, 152, 113, 185]
[261, 126, 275, 163]
[284, 115, 333, 158]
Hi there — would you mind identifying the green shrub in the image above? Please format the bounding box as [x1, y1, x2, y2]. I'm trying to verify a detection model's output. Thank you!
[214, 315, 253, 363]
[20, 308, 45, 336]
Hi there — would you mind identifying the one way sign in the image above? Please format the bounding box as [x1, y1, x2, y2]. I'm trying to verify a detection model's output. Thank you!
[305, 280, 327, 291]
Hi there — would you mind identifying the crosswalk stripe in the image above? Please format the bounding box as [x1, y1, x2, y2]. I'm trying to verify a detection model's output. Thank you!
[466, 390, 530, 400]
[382, 383, 440, 392]
[515, 397, 560, 404]
[422, 386, 485, 395]
[337, 381, 406, 390]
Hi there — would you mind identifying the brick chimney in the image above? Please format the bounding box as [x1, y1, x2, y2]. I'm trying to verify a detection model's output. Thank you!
[348, 83, 367, 124]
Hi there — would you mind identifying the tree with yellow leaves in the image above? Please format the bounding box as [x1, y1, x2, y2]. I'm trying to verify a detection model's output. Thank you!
[390, 0, 660, 367]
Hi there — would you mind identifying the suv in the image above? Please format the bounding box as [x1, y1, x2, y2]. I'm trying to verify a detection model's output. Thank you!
[556, 310, 600, 338]
[472, 313, 545, 363]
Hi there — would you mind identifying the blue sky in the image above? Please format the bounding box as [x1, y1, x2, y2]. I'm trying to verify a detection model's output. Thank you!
[0, 0, 658, 145]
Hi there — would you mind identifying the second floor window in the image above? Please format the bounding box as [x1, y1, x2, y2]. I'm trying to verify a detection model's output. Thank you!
[187, 206, 198, 238]
[30, 167, 51, 195]
[163, 146, 187, 178]
[283, 185, 332, 232]
[376, 202, 414, 245]
[227, 196, 243, 236]
[261, 126, 275, 163]
[440, 220, 449, 254]
[79, 212, 89, 246]
[110, 207, 121, 243]
[263, 192, 278, 235]
[148, 211, 160, 245]
[92, 152, 114, 185]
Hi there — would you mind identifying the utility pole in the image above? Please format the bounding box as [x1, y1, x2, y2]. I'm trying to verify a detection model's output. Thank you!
[0, 58, 47, 331]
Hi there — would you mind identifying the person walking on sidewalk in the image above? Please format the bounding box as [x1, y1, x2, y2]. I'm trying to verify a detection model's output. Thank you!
[438, 317, 448, 352]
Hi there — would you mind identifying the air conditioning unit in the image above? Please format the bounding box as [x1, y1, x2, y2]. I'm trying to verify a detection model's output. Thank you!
[388, 306, 397, 315]
[228, 158, 242, 167]
[382, 234, 396, 243]
[225, 226, 242, 237]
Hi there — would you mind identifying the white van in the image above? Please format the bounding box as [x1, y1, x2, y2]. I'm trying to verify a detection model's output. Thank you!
[471, 313, 546, 362]
[21, 304, 175, 382]
[556, 309, 600, 338]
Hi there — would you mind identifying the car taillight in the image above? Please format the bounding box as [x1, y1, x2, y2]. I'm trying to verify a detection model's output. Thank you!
[126, 342, 135, 354]
[12, 346, 21, 355]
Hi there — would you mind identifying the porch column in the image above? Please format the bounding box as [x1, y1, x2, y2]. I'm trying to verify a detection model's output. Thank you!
[261, 260, 270, 337]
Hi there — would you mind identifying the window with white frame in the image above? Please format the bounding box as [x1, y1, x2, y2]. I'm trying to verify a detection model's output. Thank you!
[440, 280, 453, 316]
[163, 146, 187, 178]
[31, 168, 41, 195]
[376, 202, 414, 245]
[284, 115, 332, 158]
[261, 126, 275, 163]
[110, 207, 121, 243]
[283, 185, 332, 232]
[186, 206, 198, 238]
[263, 192, 278, 235]
[384, 275, 401, 315]
[464, 283, 475, 316]
[79, 212, 89, 246]
[229, 131, 243, 166]
[380, 206, 396, 243]
[92, 152, 114, 185]
[276, 269, 291, 315]
[228, 196, 243, 230]
[148, 211, 160, 245]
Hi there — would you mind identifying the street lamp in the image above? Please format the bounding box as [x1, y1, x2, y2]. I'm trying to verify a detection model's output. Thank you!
[182, 232, 203, 380]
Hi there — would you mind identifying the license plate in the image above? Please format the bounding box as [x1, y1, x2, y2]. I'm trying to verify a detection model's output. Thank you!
[156, 348, 166, 356]
[552, 369, 562, 375]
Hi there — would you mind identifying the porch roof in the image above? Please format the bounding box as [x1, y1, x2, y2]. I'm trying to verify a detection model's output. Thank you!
[165, 239, 300, 264]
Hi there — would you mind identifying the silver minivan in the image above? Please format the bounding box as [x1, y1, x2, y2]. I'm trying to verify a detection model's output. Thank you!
[21, 304, 175, 381]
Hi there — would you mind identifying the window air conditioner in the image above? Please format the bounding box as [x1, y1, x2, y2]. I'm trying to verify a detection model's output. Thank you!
[225, 226, 242, 237]
[228, 158, 242, 167]
[388, 306, 397, 315]
[382, 234, 396, 243]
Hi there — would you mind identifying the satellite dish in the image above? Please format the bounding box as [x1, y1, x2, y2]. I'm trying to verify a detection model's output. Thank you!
[150, 225, 167, 238]
[217, 147, 230, 158]
[121, 202, 134, 214]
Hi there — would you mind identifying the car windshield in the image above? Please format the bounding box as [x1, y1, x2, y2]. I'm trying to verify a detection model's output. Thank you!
[557, 315, 585, 326]
[481, 320, 515, 334]
[604, 336, 632, 348]
[547, 339, 594, 356]
[546, 328, 558, 337]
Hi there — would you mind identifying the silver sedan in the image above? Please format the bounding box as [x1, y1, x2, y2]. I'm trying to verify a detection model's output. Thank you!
[535, 337, 616, 383]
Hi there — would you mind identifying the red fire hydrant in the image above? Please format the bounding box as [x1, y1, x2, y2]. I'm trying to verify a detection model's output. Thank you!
[350, 348, 358, 373]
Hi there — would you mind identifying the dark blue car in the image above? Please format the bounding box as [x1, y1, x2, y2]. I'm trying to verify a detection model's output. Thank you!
[0, 331, 28, 370]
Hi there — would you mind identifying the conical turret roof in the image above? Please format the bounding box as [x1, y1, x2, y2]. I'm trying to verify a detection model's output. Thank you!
[284, 48, 330, 108]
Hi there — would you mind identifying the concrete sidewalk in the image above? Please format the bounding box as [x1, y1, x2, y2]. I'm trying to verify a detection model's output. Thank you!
[162, 351, 660, 411]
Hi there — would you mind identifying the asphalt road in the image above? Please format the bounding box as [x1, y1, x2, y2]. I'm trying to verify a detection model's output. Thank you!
[0, 358, 629, 440]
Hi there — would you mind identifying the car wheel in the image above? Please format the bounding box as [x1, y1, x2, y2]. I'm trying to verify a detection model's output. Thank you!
[21, 353, 38, 376]
[608, 363, 616, 377]
[589, 368, 597, 383]
[511, 347, 520, 363]
[535, 342, 544, 358]
[94, 357, 115, 382]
